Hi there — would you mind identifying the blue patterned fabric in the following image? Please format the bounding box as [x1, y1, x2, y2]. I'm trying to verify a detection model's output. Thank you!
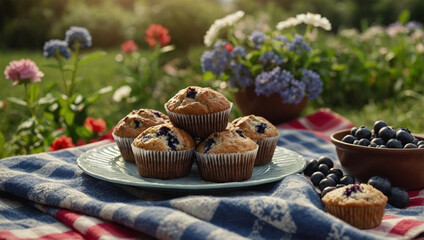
[0, 130, 421, 239]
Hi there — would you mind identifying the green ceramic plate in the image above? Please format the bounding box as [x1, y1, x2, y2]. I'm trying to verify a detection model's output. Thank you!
[77, 143, 306, 192]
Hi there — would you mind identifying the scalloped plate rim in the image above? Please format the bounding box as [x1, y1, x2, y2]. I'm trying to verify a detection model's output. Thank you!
[77, 143, 306, 190]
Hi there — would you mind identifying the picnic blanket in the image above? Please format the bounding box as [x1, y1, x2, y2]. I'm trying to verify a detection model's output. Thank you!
[0, 108, 423, 240]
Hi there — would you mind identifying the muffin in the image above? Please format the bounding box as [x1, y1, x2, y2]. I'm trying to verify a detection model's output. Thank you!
[131, 123, 195, 179]
[195, 130, 258, 182]
[322, 183, 388, 229]
[165, 86, 232, 138]
[231, 115, 279, 165]
[113, 109, 169, 162]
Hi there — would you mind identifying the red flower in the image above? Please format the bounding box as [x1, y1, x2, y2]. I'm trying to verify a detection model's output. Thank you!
[121, 40, 138, 54]
[76, 139, 86, 146]
[224, 43, 234, 53]
[145, 24, 171, 48]
[49, 136, 75, 151]
[84, 117, 107, 133]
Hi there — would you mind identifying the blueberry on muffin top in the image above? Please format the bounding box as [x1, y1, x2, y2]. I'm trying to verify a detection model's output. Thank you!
[113, 109, 169, 138]
[322, 184, 388, 205]
[132, 123, 195, 151]
[196, 130, 257, 154]
[165, 86, 231, 115]
[231, 115, 278, 140]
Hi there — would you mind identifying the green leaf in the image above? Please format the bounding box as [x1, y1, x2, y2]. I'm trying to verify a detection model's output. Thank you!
[63, 64, 75, 72]
[86, 94, 100, 105]
[0, 131, 5, 158]
[43, 63, 60, 69]
[29, 84, 39, 105]
[251, 65, 263, 76]
[38, 93, 56, 105]
[17, 117, 36, 132]
[331, 63, 346, 71]
[63, 109, 75, 126]
[202, 72, 216, 81]
[78, 51, 107, 66]
[76, 126, 92, 139]
[7, 97, 27, 106]
[398, 10, 410, 24]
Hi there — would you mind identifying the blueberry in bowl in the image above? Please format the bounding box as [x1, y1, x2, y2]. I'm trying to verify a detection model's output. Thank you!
[331, 128, 424, 190]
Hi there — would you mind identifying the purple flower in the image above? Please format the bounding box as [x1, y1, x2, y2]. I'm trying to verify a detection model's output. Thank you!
[301, 69, 323, 100]
[201, 41, 232, 75]
[274, 35, 290, 45]
[232, 46, 246, 58]
[229, 62, 253, 88]
[255, 67, 281, 96]
[43, 40, 71, 59]
[278, 70, 306, 104]
[251, 31, 265, 49]
[259, 51, 283, 69]
[288, 34, 311, 54]
[65, 26, 92, 49]
[406, 21, 422, 32]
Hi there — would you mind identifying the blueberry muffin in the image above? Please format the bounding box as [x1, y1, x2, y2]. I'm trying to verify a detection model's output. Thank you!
[322, 183, 387, 229]
[131, 123, 195, 179]
[113, 109, 169, 162]
[231, 115, 279, 165]
[165, 86, 232, 138]
[195, 130, 258, 182]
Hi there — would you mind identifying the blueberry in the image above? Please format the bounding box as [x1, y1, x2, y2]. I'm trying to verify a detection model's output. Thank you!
[317, 156, 334, 168]
[235, 129, 246, 138]
[255, 123, 267, 134]
[317, 164, 329, 176]
[152, 111, 162, 118]
[303, 159, 318, 177]
[310, 172, 325, 186]
[342, 135, 356, 144]
[396, 129, 414, 146]
[388, 187, 409, 208]
[378, 145, 388, 148]
[339, 175, 355, 185]
[358, 138, 370, 146]
[167, 135, 180, 151]
[157, 126, 171, 136]
[419, 145, 424, 149]
[404, 143, 417, 149]
[327, 173, 339, 183]
[355, 127, 372, 140]
[367, 176, 391, 196]
[371, 138, 385, 146]
[186, 88, 197, 98]
[319, 177, 336, 191]
[369, 143, 378, 147]
[335, 184, 345, 188]
[350, 127, 358, 136]
[321, 186, 336, 198]
[204, 138, 216, 153]
[379, 126, 396, 142]
[329, 168, 343, 179]
[343, 184, 362, 197]
[353, 140, 360, 145]
[387, 139, 403, 148]
[413, 138, 419, 145]
[417, 140, 424, 146]
[373, 120, 388, 136]
[134, 120, 141, 129]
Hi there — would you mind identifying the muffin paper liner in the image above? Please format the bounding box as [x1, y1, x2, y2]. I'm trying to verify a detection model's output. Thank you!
[195, 146, 258, 183]
[165, 103, 232, 138]
[131, 145, 195, 179]
[324, 203, 386, 229]
[112, 134, 136, 162]
[255, 135, 279, 166]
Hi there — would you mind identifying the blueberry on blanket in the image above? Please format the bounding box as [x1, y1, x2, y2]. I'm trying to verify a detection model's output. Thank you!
[388, 187, 409, 208]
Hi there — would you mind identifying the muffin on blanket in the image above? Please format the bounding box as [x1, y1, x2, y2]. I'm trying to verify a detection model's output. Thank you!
[195, 130, 258, 182]
[131, 123, 195, 179]
[113, 109, 169, 162]
[165, 86, 232, 138]
[231, 115, 279, 165]
[322, 183, 387, 229]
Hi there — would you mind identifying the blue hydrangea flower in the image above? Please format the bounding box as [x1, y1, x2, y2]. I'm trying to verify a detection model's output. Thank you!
[65, 26, 92, 49]
[229, 62, 253, 88]
[301, 69, 323, 100]
[43, 40, 71, 59]
[406, 21, 422, 32]
[232, 46, 246, 59]
[288, 34, 311, 54]
[278, 69, 306, 104]
[274, 35, 290, 45]
[259, 51, 283, 69]
[251, 31, 265, 49]
[201, 41, 232, 75]
[254, 67, 281, 96]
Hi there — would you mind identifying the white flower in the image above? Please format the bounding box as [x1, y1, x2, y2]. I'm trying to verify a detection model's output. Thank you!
[360, 26, 384, 41]
[112, 85, 132, 102]
[204, 10, 245, 47]
[296, 12, 332, 31]
[276, 17, 302, 30]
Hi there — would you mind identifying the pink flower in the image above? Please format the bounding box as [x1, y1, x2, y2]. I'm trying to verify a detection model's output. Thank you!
[121, 40, 138, 54]
[4, 59, 44, 86]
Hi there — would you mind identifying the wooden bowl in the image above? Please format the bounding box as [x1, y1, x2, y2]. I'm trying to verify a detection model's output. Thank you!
[331, 129, 424, 190]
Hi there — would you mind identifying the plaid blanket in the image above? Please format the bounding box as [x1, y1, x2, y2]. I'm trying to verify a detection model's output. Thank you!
[0, 109, 423, 240]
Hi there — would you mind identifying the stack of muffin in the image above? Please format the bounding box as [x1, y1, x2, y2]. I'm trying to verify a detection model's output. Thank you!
[112, 86, 279, 182]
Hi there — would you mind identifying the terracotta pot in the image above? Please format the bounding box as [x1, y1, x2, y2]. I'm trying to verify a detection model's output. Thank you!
[234, 86, 308, 124]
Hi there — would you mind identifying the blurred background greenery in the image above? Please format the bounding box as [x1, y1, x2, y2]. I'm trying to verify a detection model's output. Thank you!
[1, 0, 424, 156]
